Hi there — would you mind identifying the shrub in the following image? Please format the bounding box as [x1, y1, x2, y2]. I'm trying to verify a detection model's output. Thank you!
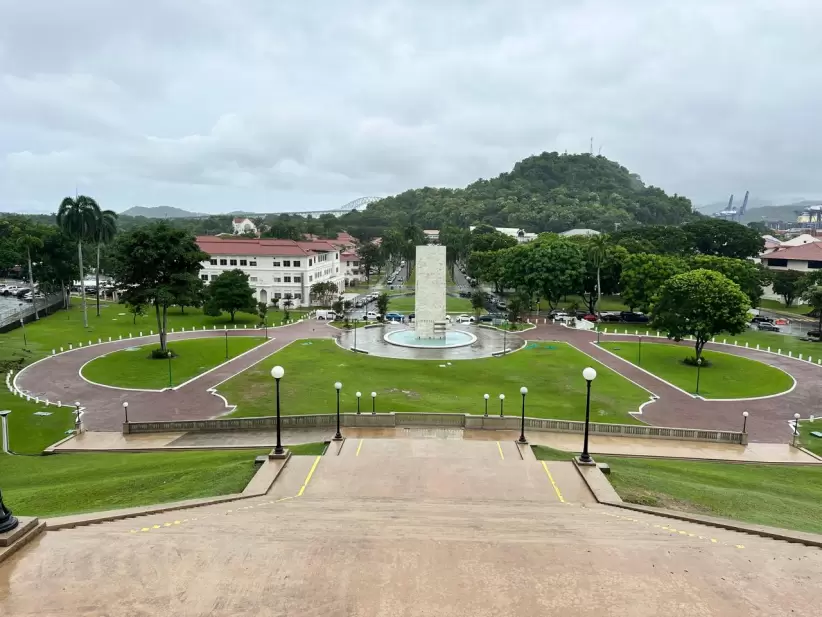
[682, 356, 712, 368]
[150, 348, 175, 360]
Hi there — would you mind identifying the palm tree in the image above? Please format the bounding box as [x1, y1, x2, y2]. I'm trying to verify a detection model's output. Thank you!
[16, 234, 44, 320]
[588, 234, 610, 316]
[57, 195, 101, 328]
[93, 209, 118, 316]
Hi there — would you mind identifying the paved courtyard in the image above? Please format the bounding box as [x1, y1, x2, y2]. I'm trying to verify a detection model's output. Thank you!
[1, 437, 819, 616]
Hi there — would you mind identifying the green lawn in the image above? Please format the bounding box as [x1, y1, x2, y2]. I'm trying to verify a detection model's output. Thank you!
[601, 456, 822, 535]
[797, 421, 822, 457]
[388, 294, 474, 313]
[0, 450, 266, 517]
[759, 298, 814, 317]
[536, 295, 629, 313]
[218, 339, 649, 423]
[288, 442, 327, 456]
[0, 301, 304, 372]
[80, 336, 266, 389]
[531, 445, 575, 461]
[0, 389, 75, 453]
[600, 341, 794, 398]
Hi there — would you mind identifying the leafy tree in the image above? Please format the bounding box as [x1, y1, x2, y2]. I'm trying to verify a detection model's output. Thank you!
[651, 269, 751, 362]
[32, 229, 79, 309]
[57, 195, 101, 328]
[507, 288, 531, 323]
[689, 255, 765, 305]
[310, 281, 338, 307]
[470, 289, 486, 318]
[15, 231, 44, 320]
[612, 225, 692, 255]
[257, 301, 268, 327]
[681, 219, 764, 259]
[747, 221, 771, 234]
[127, 301, 145, 324]
[502, 236, 586, 309]
[175, 276, 205, 313]
[469, 225, 518, 253]
[620, 253, 688, 312]
[587, 234, 609, 314]
[204, 269, 256, 322]
[355, 240, 383, 282]
[331, 295, 345, 318]
[771, 270, 807, 307]
[93, 209, 118, 316]
[282, 297, 293, 321]
[376, 292, 389, 321]
[112, 223, 208, 352]
[468, 249, 506, 293]
[802, 284, 822, 335]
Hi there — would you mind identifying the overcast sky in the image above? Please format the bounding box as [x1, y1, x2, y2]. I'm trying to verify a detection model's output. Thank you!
[1, 0, 821, 215]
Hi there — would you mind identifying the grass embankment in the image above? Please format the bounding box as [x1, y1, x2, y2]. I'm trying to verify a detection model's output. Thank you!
[81, 336, 266, 389]
[0, 301, 303, 372]
[758, 298, 814, 317]
[387, 294, 473, 313]
[530, 446, 822, 535]
[288, 442, 327, 456]
[0, 450, 267, 517]
[0, 389, 74, 453]
[798, 421, 822, 457]
[600, 342, 794, 398]
[218, 339, 649, 423]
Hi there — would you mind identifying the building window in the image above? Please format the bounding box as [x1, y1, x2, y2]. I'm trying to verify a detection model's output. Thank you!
[293, 260, 300, 267]
[767, 258, 788, 267]
[200, 274, 209, 281]
[809, 261, 822, 269]
[294, 276, 301, 283]
[249, 261, 257, 267]
[229, 259, 237, 266]
[283, 260, 291, 267]
[273, 261, 281, 267]
[294, 293, 302, 300]
[309, 275, 313, 282]
[219, 259, 227, 265]
[273, 277, 281, 283]
[210, 259, 217, 265]
[309, 258, 313, 266]
[284, 276, 291, 283]
[353, 261, 359, 266]
[346, 261, 350, 266]
[274, 292, 282, 299]
[250, 277, 257, 282]
[240, 259, 247, 266]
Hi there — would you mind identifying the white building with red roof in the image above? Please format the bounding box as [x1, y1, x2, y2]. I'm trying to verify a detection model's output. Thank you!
[196, 236, 344, 307]
[231, 217, 258, 235]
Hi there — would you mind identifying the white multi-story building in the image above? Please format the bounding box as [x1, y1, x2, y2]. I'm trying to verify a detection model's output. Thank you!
[232, 217, 258, 235]
[196, 236, 344, 307]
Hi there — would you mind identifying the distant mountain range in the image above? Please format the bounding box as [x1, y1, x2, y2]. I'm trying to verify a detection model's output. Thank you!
[697, 197, 822, 224]
[119, 205, 208, 218]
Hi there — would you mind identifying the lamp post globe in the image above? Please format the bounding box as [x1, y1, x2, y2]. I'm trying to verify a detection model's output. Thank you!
[122, 401, 129, 424]
[793, 412, 801, 446]
[271, 366, 285, 455]
[356, 391, 362, 415]
[518, 387, 528, 444]
[499, 393, 505, 417]
[580, 368, 597, 464]
[483, 393, 489, 417]
[333, 382, 343, 440]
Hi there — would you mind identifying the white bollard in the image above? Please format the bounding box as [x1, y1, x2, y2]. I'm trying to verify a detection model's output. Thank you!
[118, 335, 122, 340]
[108, 337, 111, 342]
[723, 339, 727, 344]
[213, 326, 216, 330]
[78, 342, 82, 347]
[809, 357, 813, 363]
[150, 330, 153, 335]
[98, 338, 102, 344]
[656, 331, 660, 337]
[799, 354, 803, 360]
[234, 324, 237, 329]
[35, 397, 39, 404]
[767, 346, 771, 353]
[745, 342, 748, 348]
[69, 344, 73, 350]
[52, 349, 55, 355]
[202, 326, 206, 331]
[603, 327, 608, 334]
[756, 344, 760, 350]
[129, 334, 132, 339]
[624, 329, 628, 334]
[789, 351, 792, 357]
[244, 324, 247, 329]
[734, 340, 738, 346]
[181, 327, 185, 332]
[139, 332, 143, 337]
[778, 349, 781, 355]
[60, 347, 64, 352]
[26, 396, 30, 402]
[45, 400, 49, 406]
[171, 328, 175, 333]
[88, 340, 92, 346]
[224, 325, 226, 330]
[58, 401, 61, 407]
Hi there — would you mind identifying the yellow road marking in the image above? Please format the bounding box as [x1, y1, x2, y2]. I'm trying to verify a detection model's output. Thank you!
[356, 439, 363, 457]
[541, 461, 565, 503]
[496, 441, 504, 460]
[297, 455, 322, 497]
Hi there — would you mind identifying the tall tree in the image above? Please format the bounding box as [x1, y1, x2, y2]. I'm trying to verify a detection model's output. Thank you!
[587, 234, 609, 315]
[681, 219, 765, 259]
[15, 231, 44, 320]
[355, 240, 384, 283]
[33, 230, 79, 309]
[112, 223, 208, 352]
[93, 209, 118, 317]
[620, 253, 688, 312]
[204, 269, 256, 322]
[651, 269, 750, 362]
[689, 255, 766, 306]
[802, 284, 822, 336]
[771, 270, 807, 308]
[57, 195, 101, 327]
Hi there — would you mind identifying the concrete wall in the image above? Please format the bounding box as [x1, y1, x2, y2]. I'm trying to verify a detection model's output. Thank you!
[414, 245, 446, 339]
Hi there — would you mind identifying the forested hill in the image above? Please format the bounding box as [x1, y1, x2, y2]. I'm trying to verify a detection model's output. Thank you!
[363, 152, 697, 232]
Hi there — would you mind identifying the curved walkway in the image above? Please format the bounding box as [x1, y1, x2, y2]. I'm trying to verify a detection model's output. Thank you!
[14, 321, 336, 432]
[527, 323, 815, 443]
[13, 320, 816, 442]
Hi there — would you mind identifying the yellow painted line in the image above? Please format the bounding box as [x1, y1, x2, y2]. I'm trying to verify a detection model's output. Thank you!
[735, 544, 745, 549]
[541, 461, 565, 503]
[297, 455, 322, 497]
[496, 441, 504, 460]
[356, 439, 363, 457]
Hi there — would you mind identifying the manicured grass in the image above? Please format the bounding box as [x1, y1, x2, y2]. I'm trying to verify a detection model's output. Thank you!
[0, 390, 75, 453]
[218, 339, 649, 423]
[797, 421, 822, 457]
[537, 295, 629, 313]
[601, 456, 822, 535]
[288, 442, 327, 456]
[531, 445, 575, 461]
[0, 301, 304, 371]
[759, 298, 814, 317]
[388, 294, 474, 313]
[600, 341, 794, 398]
[1, 449, 267, 517]
[81, 336, 266, 389]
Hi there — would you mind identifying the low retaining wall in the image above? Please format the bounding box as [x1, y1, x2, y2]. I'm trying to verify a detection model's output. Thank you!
[123, 412, 746, 444]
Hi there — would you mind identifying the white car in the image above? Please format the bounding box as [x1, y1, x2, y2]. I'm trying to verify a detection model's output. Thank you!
[365, 311, 381, 320]
[2, 285, 19, 296]
[315, 310, 337, 320]
[455, 314, 475, 324]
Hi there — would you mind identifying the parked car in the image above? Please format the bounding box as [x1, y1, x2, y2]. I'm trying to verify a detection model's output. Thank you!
[757, 322, 780, 332]
[385, 312, 404, 322]
[2, 285, 19, 296]
[478, 314, 494, 323]
[750, 316, 774, 324]
[315, 310, 337, 320]
[21, 291, 45, 302]
[552, 311, 571, 322]
[599, 312, 622, 323]
[807, 329, 821, 339]
[15, 288, 31, 299]
[455, 314, 475, 324]
[458, 290, 472, 298]
[581, 314, 598, 322]
[365, 311, 381, 320]
[620, 311, 650, 323]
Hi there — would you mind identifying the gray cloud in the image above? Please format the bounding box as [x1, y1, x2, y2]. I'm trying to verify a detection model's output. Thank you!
[1, 0, 821, 214]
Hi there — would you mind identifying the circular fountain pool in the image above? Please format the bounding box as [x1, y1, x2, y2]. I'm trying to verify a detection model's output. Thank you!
[383, 328, 477, 349]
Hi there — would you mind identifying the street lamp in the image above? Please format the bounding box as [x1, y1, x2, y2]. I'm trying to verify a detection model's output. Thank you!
[353, 318, 358, 350]
[579, 367, 597, 464]
[371, 391, 377, 415]
[638, 335, 642, 366]
[74, 402, 82, 433]
[793, 412, 801, 447]
[742, 411, 748, 434]
[503, 328, 507, 356]
[518, 387, 528, 444]
[271, 366, 285, 456]
[122, 401, 129, 424]
[499, 393, 505, 417]
[225, 330, 229, 360]
[695, 357, 703, 395]
[334, 382, 343, 440]
[483, 393, 489, 417]
[167, 351, 173, 387]
[356, 391, 362, 414]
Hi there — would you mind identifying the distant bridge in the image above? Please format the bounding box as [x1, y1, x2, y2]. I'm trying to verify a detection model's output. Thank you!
[283, 196, 382, 218]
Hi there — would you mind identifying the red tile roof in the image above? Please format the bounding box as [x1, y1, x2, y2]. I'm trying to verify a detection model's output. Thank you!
[196, 236, 338, 257]
[762, 242, 822, 261]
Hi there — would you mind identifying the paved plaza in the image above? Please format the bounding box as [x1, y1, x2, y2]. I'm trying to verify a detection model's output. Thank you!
[1, 437, 819, 616]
